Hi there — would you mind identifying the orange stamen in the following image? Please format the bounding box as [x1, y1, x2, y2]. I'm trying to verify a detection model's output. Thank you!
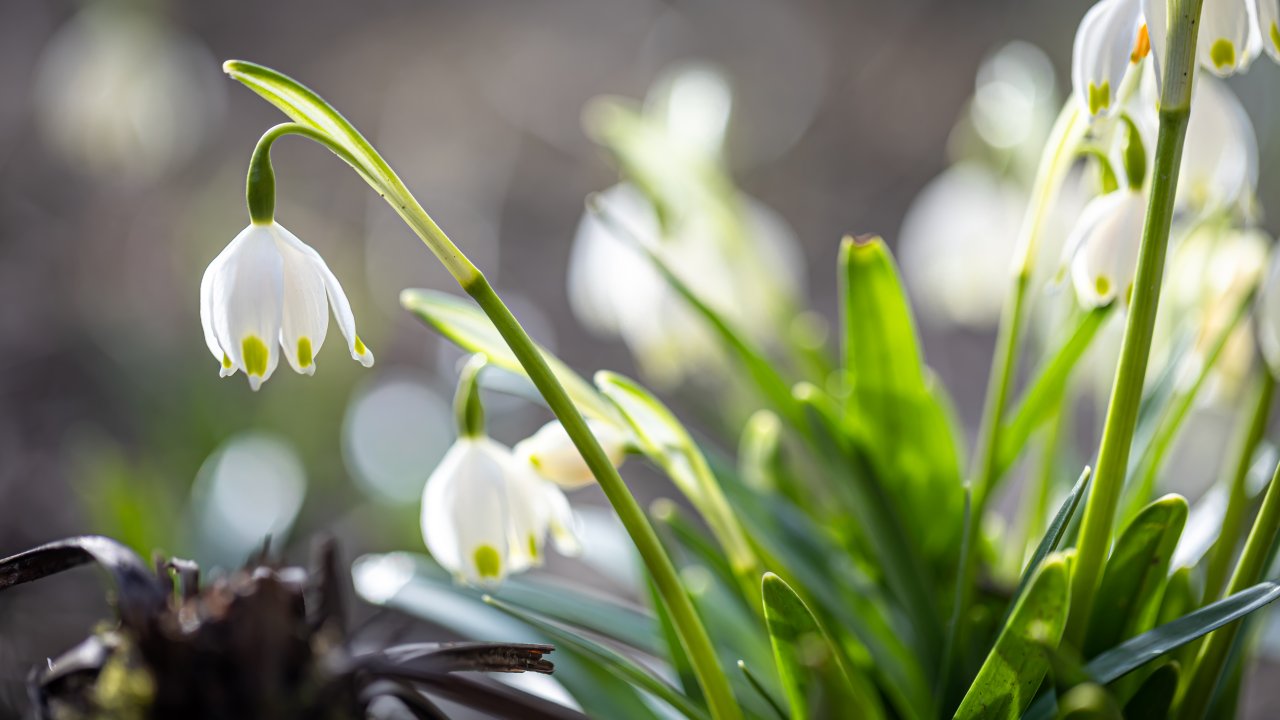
[1131, 24, 1151, 63]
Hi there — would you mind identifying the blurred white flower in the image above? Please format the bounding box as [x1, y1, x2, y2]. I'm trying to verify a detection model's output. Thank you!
[1179, 77, 1258, 214]
[898, 164, 1026, 328]
[1257, 247, 1280, 378]
[421, 435, 578, 587]
[970, 42, 1058, 157]
[1067, 189, 1147, 308]
[200, 222, 373, 390]
[1072, 0, 1147, 116]
[513, 419, 629, 490]
[1260, 0, 1280, 61]
[569, 183, 803, 387]
[33, 3, 223, 180]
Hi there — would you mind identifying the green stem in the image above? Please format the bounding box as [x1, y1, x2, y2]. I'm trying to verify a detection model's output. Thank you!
[1176, 460, 1280, 720]
[453, 354, 487, 438]
[941, 99, 1083, 704]
[1064, 0, 1204, 648]
[1201, 371, 1275, 604]
[464, 276, 739, 720]
[234, 103, 738, 720]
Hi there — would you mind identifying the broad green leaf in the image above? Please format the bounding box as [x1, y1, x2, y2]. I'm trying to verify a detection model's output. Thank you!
[762, 572, 885, 720]
[954, 553, 1070, 720]
[1084, 494, 1187, 657]
[996, 306, 1111, 477]
[1023, 580, 1280, 719]
[400, 289, 617, 422]
[595, 371, 757, 578]
[1121, 661, 1178, 719]
[351, 552, 657, 719]
[838, 236, 963, 560]
[485, 596, 710, 720]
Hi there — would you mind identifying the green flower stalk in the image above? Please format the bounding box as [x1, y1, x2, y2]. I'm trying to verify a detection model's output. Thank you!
[221, 61, 740, 720]
[1066, 0, 1206, 647]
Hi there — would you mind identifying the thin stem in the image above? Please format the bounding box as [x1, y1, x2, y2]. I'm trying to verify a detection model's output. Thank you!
[1064, 0, 1204, 648]
[239, 112, 739, 720]
[1201, 371, 1275, 604]
[1177, 460, 1280, 720]
[464, 276, 740, 720]
[941, 100, 1083, 704]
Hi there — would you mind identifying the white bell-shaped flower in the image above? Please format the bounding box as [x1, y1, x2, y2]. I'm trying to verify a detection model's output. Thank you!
[200, 221, 373, 390]
[1072, 0, 1146, 116]
[1068, 189, 1148, 308]
[514, 419, 629, 490]
[1179, 75, 1258, 213]
[421, 435, 581, 587]
[1197, 0, 1261, 76]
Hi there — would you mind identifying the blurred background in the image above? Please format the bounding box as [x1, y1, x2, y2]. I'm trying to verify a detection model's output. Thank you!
[1, 0, 1279, 716]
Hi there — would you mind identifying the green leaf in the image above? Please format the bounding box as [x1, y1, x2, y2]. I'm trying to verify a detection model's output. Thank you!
[400, 289, 618, 422]
[1013, 467, 1091, 607]
[838, 236, 963, 560]
[953, 553, 1070, 720]
[761, 572, 885, 720]
[1084, 494, 1187, 657]
[595, 371, 757, 579]
[1023, 580, 1280, 719]
[484, 595, 710, 720]
[996, 306, 1111, 477]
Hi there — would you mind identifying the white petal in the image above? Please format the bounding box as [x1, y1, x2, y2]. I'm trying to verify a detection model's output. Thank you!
[514, 419, 629, 490]
[210, 224, 284, 390]
[272, 223, 374, 368]
[542, 481, 583, 557]
[1072, 0, 1144, 116]
[1259, 0, 1280, 62]
[269, 224, 330, 376]
[421, 438, 511, 587]
[1069, 190, 1147, 308]
[199, 242, 235, 377]
[1179, 76, 1258, 213]
[1143, 0, 1168, 90]
[1198, 0, 1259, 76]
[504, 461, 553, 572]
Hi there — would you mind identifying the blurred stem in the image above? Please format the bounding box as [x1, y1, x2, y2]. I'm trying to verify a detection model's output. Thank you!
[1201, 371, 1275, 604]
[1176, 460, 1280, 720]
[243, 117, 739, 720]
[942, 99, 1083, 702]
[1065, 0, 1204, 648]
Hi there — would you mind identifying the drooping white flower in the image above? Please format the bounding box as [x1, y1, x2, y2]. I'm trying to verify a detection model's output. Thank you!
[420, 436, 581, 587]
[1068, 189, 1148, 308]
[1197, 0, 1262, 76]
[514, 419, 629, 490]
[1072, 0, 1147, 116]
[200, 221, 373, 390]
[1259, 0, 1280, 61]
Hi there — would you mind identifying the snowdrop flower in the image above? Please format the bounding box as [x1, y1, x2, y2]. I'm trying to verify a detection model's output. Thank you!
[1178, 76, 1258, 213]
[421, 357, 581, 587]
[1072, 0, 1147, 116]
[1068, 189, 1148, 308]
[1260, 0, 1280, 61]
[200, 221, 374, 390]
[422, 435, 564, 586]
[1194, 0, 1261, 76]
[514, 419, 629, 490]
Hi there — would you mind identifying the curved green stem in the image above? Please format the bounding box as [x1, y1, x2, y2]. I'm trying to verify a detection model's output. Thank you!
[227, 65, 739, 720]
[245, 123, 364, 223]
[1064, 0, 1205, 648]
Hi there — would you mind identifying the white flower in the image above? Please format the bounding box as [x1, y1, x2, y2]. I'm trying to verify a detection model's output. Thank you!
[1068, 189, 1148, 308]
[514, 419, 629, 490]
[1197, 0, 1262, 76]
[1178, 75, 1258, 213]
[1072, 0, 1146, 116]
[420, 436, 579, 587]
[200, 221, 373, 390]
